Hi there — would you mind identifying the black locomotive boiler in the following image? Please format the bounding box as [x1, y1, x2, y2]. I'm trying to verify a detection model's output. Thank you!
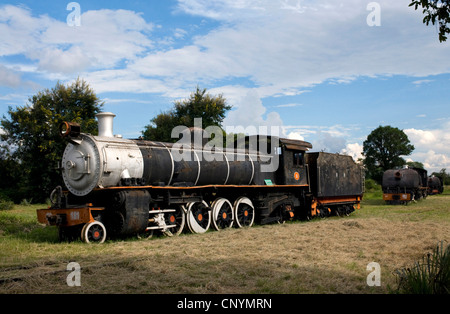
[37, 113, 365, 243]
[382, 167, 430, 204]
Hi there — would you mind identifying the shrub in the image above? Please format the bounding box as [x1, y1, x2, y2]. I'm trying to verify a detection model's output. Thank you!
[365, 178, 380, 191]
[0, 194, 14, 211]
[394, 241, 450, 294]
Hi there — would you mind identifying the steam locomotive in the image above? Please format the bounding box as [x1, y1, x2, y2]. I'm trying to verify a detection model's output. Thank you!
[37, 113, 364, 243]
[382, 167, 443, 204]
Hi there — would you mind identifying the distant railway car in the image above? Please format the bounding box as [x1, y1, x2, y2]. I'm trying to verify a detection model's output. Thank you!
[37, 112, 365, 243]
[428, 176, 444, 195]
[382, 167, 426, 204]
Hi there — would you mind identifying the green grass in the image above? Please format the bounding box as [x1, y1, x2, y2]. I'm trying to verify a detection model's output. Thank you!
[358, 185, 450, 222]
[0, 187, 449, 294]
[0, 204, 56, 242]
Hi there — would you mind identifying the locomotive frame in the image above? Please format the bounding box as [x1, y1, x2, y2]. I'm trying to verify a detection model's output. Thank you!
[37, 113, 365, 243]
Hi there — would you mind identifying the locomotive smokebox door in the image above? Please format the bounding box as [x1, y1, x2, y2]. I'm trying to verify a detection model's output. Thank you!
[278, 138, 312, 185]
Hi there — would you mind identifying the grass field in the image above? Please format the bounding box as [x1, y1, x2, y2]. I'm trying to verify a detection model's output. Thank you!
[0, 187, 449, 294]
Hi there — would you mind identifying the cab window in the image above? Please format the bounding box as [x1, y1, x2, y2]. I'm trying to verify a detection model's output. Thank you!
[293, 152, 304, 166]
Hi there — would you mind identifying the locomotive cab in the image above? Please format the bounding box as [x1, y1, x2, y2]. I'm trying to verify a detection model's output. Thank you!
[277, 138, 312, 186]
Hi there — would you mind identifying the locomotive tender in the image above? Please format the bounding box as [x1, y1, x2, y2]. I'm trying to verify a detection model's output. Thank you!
[37, 112, 364, 243]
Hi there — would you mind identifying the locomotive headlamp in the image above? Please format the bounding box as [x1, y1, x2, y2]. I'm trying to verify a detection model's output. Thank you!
[59, 121, 81, 138]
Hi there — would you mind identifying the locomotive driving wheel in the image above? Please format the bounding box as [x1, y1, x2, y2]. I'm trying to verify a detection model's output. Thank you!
[81, 221, 107, 243]
[233, 196, 255, 228]
[185, 201, 211, 234]
[163, 205, 185, 236]
[211, 198, 234, 230]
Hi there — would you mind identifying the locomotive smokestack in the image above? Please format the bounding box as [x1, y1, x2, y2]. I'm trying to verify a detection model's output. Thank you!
[96, 112, 116, 137]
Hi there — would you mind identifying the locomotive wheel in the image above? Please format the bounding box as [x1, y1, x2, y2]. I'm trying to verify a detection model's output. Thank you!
[317, 207, 330, 218]
[186, 201, 211, 234]
[81, 221, 107, 244]
[163, 206, 186, 236]
[211, 198, 234, 230]
[137, 229, 154, 240]
[233, 197, 255, 228]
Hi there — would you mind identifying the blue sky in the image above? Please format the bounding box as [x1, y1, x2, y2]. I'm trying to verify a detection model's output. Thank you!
[1, 0, 449, 173]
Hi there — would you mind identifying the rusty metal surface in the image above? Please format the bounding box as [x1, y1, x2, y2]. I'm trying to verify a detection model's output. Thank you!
[306, 152, 364, 197]
[36, 207, 102, 227]
[382, 168, 420, 191]
[107, 190, 150, 235]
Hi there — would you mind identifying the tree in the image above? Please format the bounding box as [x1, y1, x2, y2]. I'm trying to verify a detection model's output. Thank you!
[143, 86, 231, 142]
[432, 168, 449, 185]
[363, 126, 415, 182]
[406, 161, 425, 169]
[0, 78, 103, 202]
[410, 0, 450, 42]
[0, 144, 21, 203]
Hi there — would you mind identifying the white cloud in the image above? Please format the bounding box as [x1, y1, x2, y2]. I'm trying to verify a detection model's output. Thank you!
[42, 9, 153, 70]
[173, 0, 449, 84]
[405, 126, 450, 154]
[287, 131, 305, 141]
[412, 79, 434, 86]
[4, 1, 449, 97]
[404, 124, 450, 172]
[0, 5, 52, 56]
[37, 46, 92, 74]
[0, 5, 154, 75]
[0, 65, 22, 87]
[108, 0, 449, 103]
[276, 103, 303, 108]
[311, 131, 347, 153]
[173, 28, 188, 39]
[408, 150, 450, 174]
[341, 143, 364, 162]
[177, 0, 272, 21]
[0, 64, 42, 90]
[223, 90, 284, 135]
